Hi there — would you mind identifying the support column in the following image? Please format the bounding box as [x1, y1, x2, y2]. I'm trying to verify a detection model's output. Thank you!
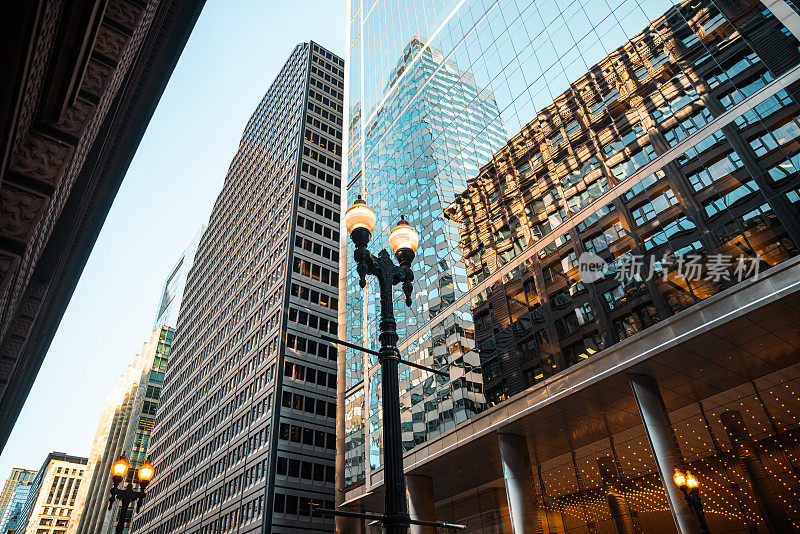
[719, 410, 793, 533]
[406, 474, 436, 534]
[498, 433, 543, 534]
[628, 373, 700, 534]
[597, 456, 636, 534]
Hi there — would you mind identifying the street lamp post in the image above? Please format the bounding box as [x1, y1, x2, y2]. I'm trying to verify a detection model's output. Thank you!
[345, 196, 418, 534]
[673, 469, 710, 534]
[108, 455, 154, 534]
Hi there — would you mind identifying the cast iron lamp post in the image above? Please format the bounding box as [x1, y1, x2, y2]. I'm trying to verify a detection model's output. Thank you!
[346, 196, 417, 534]
[674, 469, 710, 534]
[316, 198, 463, 531]
[108, 455, 154, 534]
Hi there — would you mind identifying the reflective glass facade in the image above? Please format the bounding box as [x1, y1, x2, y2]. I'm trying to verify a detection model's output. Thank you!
[342, 0, 800, 498]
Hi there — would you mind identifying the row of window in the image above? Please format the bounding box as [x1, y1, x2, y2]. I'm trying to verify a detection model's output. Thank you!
[284, 360, 336, 389]
[288, 307, 337, 334]
[286, 332, 337, 361]
[298, 195, 338, 224]
[296, 214, 340, 243]
[302, 160, 342, 188]
[300, 177, 340, 205]
[307, 100, 343, 128]
[290, 282, 338, 310]
[281, 390, 336, 418]
[294, 234, 337, 262]
[292, 256, 338, 287]
[275, 456, 334, 483]
[273, 492, 333, 518]
[278, 422, 335, 449]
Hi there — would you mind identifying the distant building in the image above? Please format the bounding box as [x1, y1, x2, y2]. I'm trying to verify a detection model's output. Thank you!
[135, 41, 344, 534]
[17, 453, 87, 534]
[0, 483, 32, 534]
[152, 226, 206, 330]
[0, 469, 35, 528]
[70, 326, 174, 534]
[72, 228, 200, 534]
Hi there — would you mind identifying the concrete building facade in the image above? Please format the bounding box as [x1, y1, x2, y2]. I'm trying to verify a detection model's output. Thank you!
[17, 453, 87, 534]
[339, 0, 800, 532]
[134, 41, 344, 534]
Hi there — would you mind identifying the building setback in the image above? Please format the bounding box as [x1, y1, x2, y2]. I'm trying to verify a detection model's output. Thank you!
[17, 453, 87, 534]
[0, 469, 35, 528]
[340, 0, 800, 532]
[134, 41, 344, 534]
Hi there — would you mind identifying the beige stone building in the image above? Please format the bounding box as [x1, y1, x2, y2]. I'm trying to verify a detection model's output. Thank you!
[17, 453, 87, 534]
[68, 331, 161, 534]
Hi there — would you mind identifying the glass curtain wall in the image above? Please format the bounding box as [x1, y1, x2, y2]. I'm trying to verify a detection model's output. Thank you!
[343, 0, 800, 490]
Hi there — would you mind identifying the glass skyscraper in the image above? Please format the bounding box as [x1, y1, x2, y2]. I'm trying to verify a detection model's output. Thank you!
[153, 226, 206, 330]
[340, 0, 800, 532]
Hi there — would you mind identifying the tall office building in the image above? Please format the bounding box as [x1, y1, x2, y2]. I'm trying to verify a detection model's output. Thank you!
[16, 453, 87, 534]
[134, 41, 344, 534]
[0, 469, 35, 528]
[0, 483, 32, 534]
[153, 226, 207, 330]
[340, 0, 800, 532]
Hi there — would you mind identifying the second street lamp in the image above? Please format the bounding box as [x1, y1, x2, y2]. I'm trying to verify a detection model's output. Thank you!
[108, 455, 154, 534]
[674, 468, 710, 534]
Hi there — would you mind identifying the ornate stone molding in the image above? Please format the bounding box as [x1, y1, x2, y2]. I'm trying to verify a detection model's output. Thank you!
[105, 0, 145, 31]
[8, 133, 72, 185]
[94, 24, 130, 63]
[55, 98, 97, 137]
[0, 185, 49, 242]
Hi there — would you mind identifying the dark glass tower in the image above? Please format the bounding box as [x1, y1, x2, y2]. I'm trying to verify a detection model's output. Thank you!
[133, 41, 344, 534]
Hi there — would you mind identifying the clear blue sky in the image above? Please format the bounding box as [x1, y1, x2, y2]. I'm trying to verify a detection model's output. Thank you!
[0, 0, 346, 480]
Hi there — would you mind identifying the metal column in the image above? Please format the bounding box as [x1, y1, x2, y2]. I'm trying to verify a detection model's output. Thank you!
[407, 474, 436, 534]
[498, 433, 543, 534]
[629, 373, 700, 534]
[720, 410, 792, 533]
[597, 456, 636, 534]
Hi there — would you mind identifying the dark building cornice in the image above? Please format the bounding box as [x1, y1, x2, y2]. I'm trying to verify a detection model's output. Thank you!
[0, 0, 206, 452]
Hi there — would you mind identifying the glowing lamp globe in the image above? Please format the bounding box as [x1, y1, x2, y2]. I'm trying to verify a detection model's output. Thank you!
[685, 472, 699, 489]
[673, 470, 686, 487]
[388, 219, 419, 260]
[111, 455, 129, 485]
[345, 196, 376, 236]
[137, 460, 155, 489]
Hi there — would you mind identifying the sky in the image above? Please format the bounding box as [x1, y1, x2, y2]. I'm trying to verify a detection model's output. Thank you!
[0, 0, 346, 481]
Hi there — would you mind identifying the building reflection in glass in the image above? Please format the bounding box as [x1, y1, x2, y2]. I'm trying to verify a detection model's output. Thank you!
[343, 2, 800, 524]
[444, 0, 800, 405]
